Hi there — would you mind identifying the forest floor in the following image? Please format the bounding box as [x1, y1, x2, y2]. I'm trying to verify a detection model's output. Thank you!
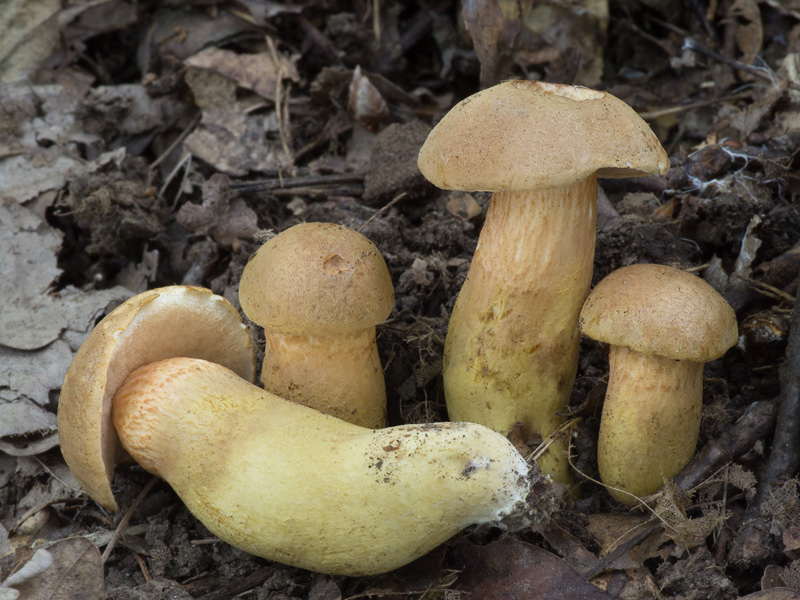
[3, 0, 800, 598]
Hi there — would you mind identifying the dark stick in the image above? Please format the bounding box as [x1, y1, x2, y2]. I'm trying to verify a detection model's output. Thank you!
[227, 174, 364, 194]
[672, 400, 776, 493]
[583, 398, 777, 578]
[195, 565, 282, 600]
[729, 278, 800, 566]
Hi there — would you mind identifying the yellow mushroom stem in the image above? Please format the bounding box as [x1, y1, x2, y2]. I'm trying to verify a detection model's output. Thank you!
[112, 357, 543, 576]
[444, 175, 597, 484]
[262, 328, 385, 428]
[597, 346, 703, 506]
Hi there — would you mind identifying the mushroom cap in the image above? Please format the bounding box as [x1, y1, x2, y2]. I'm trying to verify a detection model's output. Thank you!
[58, 286, 256, 510]
[579, 264, 738, 361]
[417, 80, 669, 192]
[239, 223, 394, 336]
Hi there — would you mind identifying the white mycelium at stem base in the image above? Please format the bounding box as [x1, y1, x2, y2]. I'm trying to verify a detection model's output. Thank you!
[444, 176, 597, 484]
[112, 357, 546, 576]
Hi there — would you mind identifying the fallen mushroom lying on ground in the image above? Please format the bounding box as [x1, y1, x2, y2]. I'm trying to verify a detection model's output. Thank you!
[58, 286, 555, 576]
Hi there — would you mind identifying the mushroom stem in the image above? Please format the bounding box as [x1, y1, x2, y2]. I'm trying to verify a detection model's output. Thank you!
[598, 346, 703, 505]
[444, 175, 597, 483]
[262, 328, 386, 428]
[112, 357, 544, 576]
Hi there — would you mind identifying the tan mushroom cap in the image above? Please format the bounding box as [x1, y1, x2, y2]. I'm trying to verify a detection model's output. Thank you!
[239, 223, 394, 336]
[417, 80, 669, 192]
[58, 286, 256, 511]
[579, 264, 738, 362]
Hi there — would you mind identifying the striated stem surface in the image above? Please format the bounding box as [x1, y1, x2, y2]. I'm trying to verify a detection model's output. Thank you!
[262, 328, 386, 428]
[443, 176, 597, 483]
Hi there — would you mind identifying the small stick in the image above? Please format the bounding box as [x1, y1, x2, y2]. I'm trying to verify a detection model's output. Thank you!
[729, 279, 800, 566]
[671, 400, 776, 493]
[358, 192, 407, 233]
[101, 476, 158, 563]
[227, 173, 363, 194]
[196, 565, 282, 600]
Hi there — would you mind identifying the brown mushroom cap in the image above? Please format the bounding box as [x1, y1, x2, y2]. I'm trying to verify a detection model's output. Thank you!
[579, 264, 738, 361]
[417, 80, 669, 192]
[239, 223, 394, 336]
[58, 286, 256, 510]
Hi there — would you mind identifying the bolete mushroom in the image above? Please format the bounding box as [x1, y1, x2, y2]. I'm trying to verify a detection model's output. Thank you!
[579, 264, 738, 505]
[58, 286, 256, 510]
[417, 81, 669, 483]
[239, 222, 393, 428]
[112, 356, 545, 575]
[59, 286, 547, 575]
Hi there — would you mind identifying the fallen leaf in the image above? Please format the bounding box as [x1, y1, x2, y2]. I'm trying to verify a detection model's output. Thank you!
[183, 67, 285, 174]
[0, 0, 60, 84]
[185, 45, 299, 102]
[5, 538, 104, 600]
[451, 536, 614, 599]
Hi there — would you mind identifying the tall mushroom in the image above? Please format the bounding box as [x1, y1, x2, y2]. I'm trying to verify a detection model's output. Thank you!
[579, 264, 738, 505]
[239, 222, 393, 428]
[417, 81, 669, 482]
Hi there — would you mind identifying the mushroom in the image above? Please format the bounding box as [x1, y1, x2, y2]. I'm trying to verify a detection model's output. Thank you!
[579, 264, 738, 505]
[417, 81, 669, 483]
[111, 356, 544, 575]
[57, 286, 256, 510]
[59, 287, 547, 575]
[239, 222, 393, 428]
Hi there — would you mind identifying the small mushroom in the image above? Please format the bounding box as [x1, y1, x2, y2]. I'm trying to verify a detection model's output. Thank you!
[579, 264, 738, 505]
[239, 222, 394, 428]
[417, 81, 669, 482]
[111, 356, 542, 575]
[57, 286, 256, 510]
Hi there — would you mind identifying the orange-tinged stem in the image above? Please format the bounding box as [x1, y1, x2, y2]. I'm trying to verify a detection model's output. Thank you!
[443, 175, 597, 484]
[261, 328, 386, 428]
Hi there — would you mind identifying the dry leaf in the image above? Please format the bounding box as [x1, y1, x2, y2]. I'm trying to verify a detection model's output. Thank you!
[730, 0, 763, 65]
[446, 192, 482, 221]
[0, 0, 60, 84]
[6, 538, 104, 600]
[451, 536, 615, 599]
[461, 0, 506, 88]
[185, 45, 299, 102]
[182, 67, 287, 174]
[348, 65, 389, 132]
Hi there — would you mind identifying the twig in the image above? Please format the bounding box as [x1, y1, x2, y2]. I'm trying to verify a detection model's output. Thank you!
[227, 173, 363, 194]
[195, 565, 282, 600]
[101, 476, 158, 563]
[683, 38, 791, 90]
[729, 282, 800, 566]
[671, 400, 776, 493]
[358, 192, 407, 233]
[579, 398, 777, 577]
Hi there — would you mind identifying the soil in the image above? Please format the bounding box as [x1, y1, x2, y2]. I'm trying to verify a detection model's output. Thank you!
[2, 1, 800, 599]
